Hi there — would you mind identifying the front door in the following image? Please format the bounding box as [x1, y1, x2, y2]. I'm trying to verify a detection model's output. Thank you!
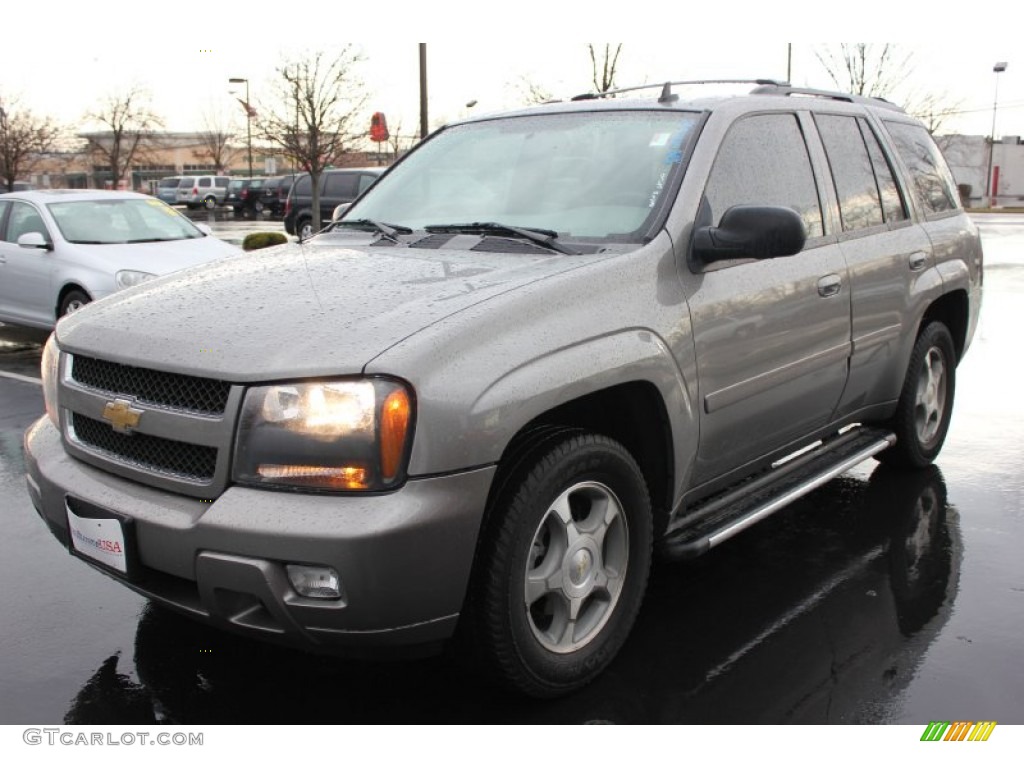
[682, 112, 852, 486]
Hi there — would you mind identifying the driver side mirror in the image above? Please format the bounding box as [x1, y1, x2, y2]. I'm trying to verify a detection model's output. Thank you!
[693, 205, 806, 263]
[17, 232, 52, 251]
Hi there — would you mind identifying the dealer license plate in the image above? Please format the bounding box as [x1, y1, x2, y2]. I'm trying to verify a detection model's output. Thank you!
[67, 502, 130, 575]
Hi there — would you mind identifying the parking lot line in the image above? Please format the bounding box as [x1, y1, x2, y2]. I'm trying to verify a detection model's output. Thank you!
[0, 370, 41, 386]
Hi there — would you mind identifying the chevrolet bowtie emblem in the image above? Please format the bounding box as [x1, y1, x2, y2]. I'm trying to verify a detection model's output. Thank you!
[102, 398, 144, 434]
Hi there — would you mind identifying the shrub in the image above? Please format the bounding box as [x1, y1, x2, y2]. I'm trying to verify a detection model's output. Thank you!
[242, 232, 289, 251]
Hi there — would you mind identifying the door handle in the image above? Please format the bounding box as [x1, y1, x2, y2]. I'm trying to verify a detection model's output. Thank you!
[909, 252, 928, 271]
[817, 274, 842, 298]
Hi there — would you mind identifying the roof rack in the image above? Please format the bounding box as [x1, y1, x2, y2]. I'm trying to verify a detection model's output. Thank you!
[569, 80, 906, 113]
[750, 84, 906, 112]
[571, 79, 788, 104]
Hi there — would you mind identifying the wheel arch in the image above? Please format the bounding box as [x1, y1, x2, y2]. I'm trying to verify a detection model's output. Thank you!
[919, 289, 969, 362]
[483, 381, 675, 541]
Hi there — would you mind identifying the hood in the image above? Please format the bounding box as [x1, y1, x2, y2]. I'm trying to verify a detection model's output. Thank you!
[55, 237, 590, 381]
[70, 235, 240, 274]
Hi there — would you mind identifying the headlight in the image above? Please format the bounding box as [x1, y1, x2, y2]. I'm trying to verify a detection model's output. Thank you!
[233, 378, 414, 492]
[115, 270, 157, 290]
[40, 333, 60, 427]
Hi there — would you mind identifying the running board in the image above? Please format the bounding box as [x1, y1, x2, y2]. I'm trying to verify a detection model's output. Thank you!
[659, 427, 896, 561]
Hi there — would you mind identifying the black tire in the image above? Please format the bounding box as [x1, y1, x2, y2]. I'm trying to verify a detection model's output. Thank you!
[59, 289, 91, 317]
[467, 433, 652, 697]
[204, 196, 217, 210]
[297, 217, 313, 241]
[877, 322, 957, 468]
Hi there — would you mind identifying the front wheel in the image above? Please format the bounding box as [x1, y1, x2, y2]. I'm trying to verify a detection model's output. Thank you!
[58, 289, 91, 318]
[877, 322, 957, 468]
[467, 433, 652, 697]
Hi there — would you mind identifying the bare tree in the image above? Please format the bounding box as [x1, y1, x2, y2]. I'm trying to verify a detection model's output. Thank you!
[82, 87, 162, 189]
[197, 106, 238, 173]
[815, 43, 912, 98]
[589, 44, 623, 94]
[814, 44, 961, 135]
[515, 76, 555, 105]
[383, 119, 418, 163]
[257, 47, 369, 233]
[0, 94, 61, 190]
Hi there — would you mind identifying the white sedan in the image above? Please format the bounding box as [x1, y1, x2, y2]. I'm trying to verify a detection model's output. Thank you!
[0, 190, 242, 329]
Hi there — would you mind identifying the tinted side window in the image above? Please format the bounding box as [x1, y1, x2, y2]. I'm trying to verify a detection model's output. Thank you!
[294, 175, 312, 196]
[199, 178, 211, 188]
[705, 114, 823, 238]
[323, 172, 359, 198]
[815, 114, 884, 232]
[884, 122, 958, 215]
[859, 119, 907, 224]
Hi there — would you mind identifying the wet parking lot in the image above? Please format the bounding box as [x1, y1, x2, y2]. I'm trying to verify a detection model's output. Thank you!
[0, 214, 1021, 724]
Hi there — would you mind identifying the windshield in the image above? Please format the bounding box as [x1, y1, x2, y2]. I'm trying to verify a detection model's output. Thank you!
[157, 178, 180, 189]
[345, 110, 700, 241]
[48, 199, 205, 244]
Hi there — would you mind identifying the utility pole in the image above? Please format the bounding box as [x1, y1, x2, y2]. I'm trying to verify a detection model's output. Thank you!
[419, 44, 429, 140]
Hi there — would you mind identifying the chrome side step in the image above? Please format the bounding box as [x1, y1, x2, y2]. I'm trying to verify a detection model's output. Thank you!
[659, 427, 896, 561]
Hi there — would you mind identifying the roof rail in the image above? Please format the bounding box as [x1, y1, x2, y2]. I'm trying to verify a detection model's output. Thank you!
[571, 79, 788, 104]
[749, 84, 906, 112]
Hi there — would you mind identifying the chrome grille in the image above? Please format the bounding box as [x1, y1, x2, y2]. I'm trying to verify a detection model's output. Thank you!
[71, 355, 230, 416]
[71, 413, 217, 483]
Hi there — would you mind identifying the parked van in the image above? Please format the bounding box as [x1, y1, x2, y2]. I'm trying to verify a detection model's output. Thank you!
[176, 175, 232, 209]
[155, 176, 183, 205]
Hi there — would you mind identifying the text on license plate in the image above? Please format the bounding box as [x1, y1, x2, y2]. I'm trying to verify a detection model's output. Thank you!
[67, 506, 128, 574]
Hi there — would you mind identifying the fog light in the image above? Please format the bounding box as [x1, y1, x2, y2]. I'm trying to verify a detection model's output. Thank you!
[286, 564, 343, 599]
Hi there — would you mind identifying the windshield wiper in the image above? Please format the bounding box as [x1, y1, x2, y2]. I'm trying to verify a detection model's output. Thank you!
[424, 222, 579, 255]
[330, 218, 412, 243]
[125, 237, 180, 243]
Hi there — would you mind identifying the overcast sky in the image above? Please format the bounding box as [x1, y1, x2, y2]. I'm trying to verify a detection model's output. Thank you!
[4, 5, 1022, 143]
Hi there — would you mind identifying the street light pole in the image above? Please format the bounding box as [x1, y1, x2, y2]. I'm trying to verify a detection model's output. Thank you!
[229, 77, 254, 178]
[985, 61, 1008, 207]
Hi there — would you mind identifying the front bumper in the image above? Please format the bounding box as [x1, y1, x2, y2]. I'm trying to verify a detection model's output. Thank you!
[24, 417, 494, 655]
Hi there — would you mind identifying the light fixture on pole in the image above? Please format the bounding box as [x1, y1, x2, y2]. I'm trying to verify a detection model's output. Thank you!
[229, 77, 254, 178]
[985, 61, 1008, 207]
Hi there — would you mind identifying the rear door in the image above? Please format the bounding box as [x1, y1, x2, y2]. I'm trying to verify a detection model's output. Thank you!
[811, 113, 935, 419]
[684, 111, 852, 485]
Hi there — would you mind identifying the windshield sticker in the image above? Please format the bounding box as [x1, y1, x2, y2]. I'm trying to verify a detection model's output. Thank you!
[649, 133, 671, 147]
[662, 124, 695, 165]
[650, 169, 669, 208]
[146, 199, 181, 216]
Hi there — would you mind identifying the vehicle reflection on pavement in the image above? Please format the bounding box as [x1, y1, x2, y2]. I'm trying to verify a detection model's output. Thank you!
[62, 464, 958, 725]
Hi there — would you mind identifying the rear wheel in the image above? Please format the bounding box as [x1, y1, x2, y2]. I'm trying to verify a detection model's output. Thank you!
[877, 322, 957, 468]
[298, 217, 313, 241]
[467, 433, 652, 697]
[204, 196, 217, 210]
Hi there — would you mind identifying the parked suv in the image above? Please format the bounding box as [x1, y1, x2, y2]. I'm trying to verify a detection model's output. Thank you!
[176, 175, 231, 209]
[24, 82, 982, 698]
[225, 177, 269, 217]
[283, 167, 383, 239]
[261, 174, 299, 218]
